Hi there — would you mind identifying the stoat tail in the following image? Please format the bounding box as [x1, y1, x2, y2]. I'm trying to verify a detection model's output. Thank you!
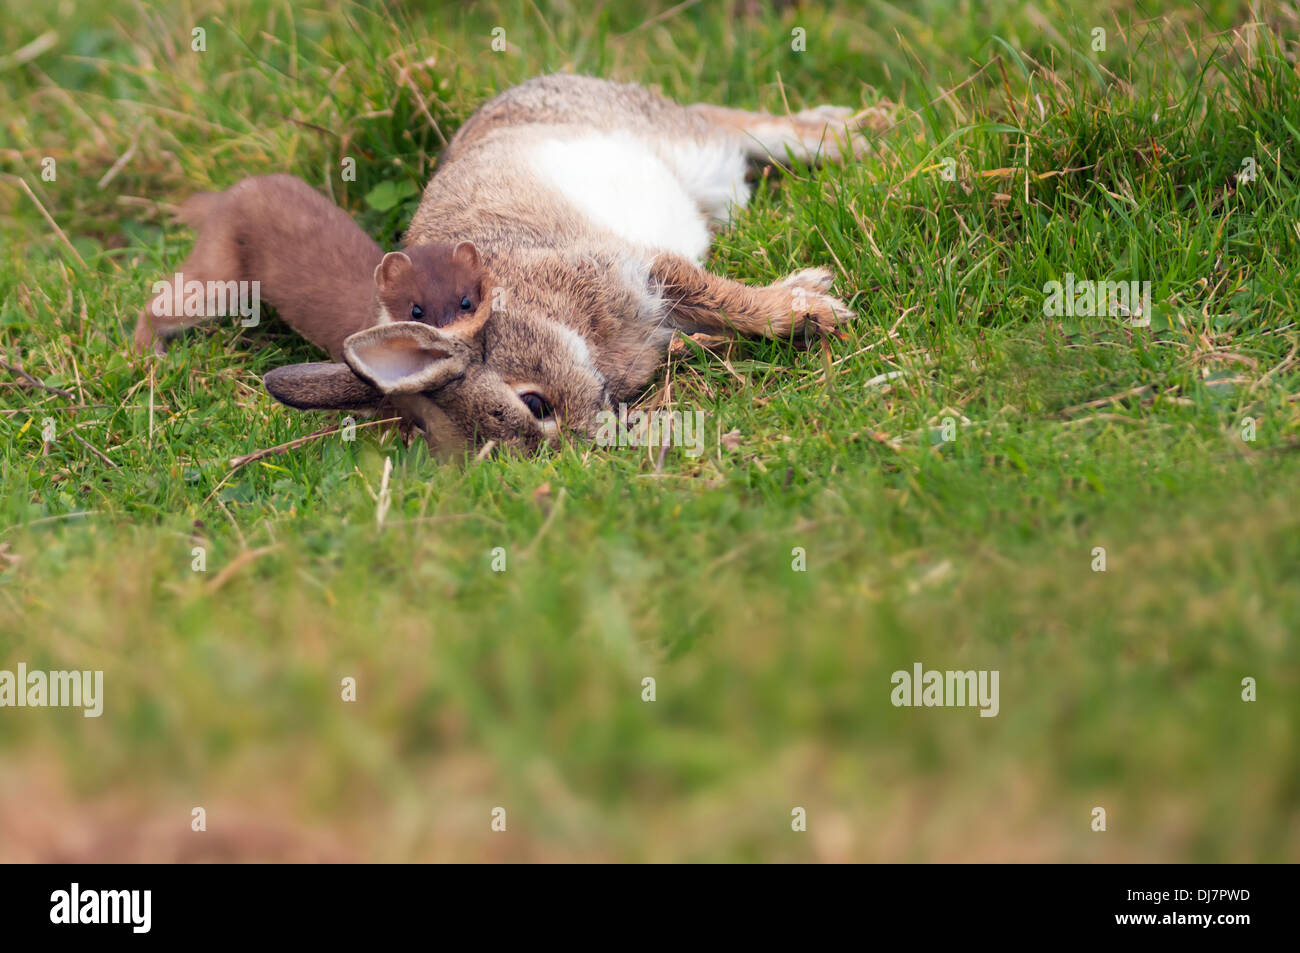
[176, 191, 221, 228]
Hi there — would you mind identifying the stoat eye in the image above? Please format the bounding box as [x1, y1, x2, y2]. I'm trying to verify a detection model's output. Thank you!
[410, 304, 424, 320]
[518, 391, 551, 420]
[460, 296, 473, 310]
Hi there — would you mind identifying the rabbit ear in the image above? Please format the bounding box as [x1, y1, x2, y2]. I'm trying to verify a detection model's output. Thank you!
[263, 362, 384, 410]
[342, 320, 468, 395]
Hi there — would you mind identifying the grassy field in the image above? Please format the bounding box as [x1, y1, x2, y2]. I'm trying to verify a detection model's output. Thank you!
[0, 0, 1297, 861]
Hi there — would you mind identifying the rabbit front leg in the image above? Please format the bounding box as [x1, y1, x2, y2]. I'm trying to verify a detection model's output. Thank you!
[649, 253, 852, 341]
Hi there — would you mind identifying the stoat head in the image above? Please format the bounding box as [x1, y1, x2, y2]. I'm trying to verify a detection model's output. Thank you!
[373, 241, 486, 329]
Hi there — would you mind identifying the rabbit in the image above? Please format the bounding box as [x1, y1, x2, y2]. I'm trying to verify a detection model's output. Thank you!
[252, 74, 889, 456]
[133, 174, 488, 360]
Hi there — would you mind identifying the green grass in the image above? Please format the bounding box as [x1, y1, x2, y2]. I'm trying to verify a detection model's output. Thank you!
[0, 0, 1297, 861]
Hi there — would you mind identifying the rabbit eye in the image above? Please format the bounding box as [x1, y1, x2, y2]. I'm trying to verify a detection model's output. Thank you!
[410, 304, 424, 320]
[519, 391, 551, 420]
[460, 296, 473, 310]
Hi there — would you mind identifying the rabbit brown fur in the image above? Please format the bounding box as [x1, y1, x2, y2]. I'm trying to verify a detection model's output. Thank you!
[155, 75, 888, 456]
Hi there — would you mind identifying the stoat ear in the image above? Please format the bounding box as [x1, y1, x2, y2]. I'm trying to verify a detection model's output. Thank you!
[374, 251, 412, 289]
[342, 321, 468, 395]
[264, 362, 384, 410]
[451, 240, 480, 272]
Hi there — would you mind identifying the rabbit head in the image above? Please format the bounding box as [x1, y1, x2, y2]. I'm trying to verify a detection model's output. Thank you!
[263, 300, 614, 457]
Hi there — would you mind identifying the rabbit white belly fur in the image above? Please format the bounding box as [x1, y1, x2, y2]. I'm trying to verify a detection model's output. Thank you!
[528, 132, 749, 262]
[250, 74, 870, 457]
